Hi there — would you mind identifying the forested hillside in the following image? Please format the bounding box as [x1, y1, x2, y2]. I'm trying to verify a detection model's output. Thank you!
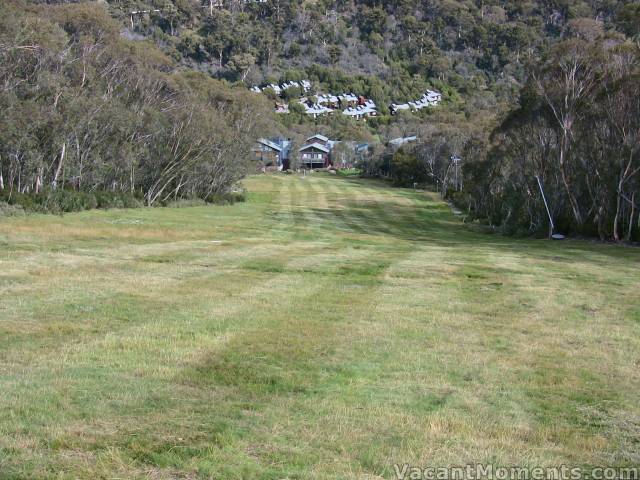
[111, 0, 638, 108]
[1, 0, 639, 239]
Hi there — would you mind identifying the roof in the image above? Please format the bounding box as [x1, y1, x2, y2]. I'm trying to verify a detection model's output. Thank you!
[257, 138, 282, 152]
[391, 91, 441, 112]
[342, 104, 377, 116]
[316, 94, 339, 104]
[339, 93, 358, 102]
[389, 135, 417, 146]
[306, 134, 329, 143]
[299, 102, 333, 115]
[300, 143, 330, 153]
[355, 143, 369, 153]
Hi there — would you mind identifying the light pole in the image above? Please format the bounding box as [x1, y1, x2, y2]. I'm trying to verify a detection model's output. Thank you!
[535, 175, 565, 240]
[451, 156, 461, 191]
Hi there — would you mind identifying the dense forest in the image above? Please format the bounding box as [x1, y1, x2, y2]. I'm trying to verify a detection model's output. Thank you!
[1, 0, 639, 239]
[463, 38, 640, 241]
[0, 0, 273, 211]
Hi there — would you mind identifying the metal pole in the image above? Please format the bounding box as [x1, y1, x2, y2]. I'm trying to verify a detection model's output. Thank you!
[535, 175, 554, 239]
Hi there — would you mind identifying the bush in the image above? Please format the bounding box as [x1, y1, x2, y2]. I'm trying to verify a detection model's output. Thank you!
[0, 190, 37, 211]
[0, 201, 25, 217]
[43, 190, 98, 213]
[0, 188, 142, 214]
[95, 191, 142, 209]
[0, 187, 243, 214]
[390, 149, 426, 186]
[450, 191, 469, 210]
[337, 168, 362, 177]
[205, 192, 246, 205]
[165, 198, 207, 208]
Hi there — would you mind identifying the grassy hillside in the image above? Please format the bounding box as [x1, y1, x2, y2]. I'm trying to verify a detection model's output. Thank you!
[0, 175, 639, 478]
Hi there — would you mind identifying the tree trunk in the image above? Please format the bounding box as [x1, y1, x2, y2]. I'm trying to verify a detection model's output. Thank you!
[625, 191, 635, 242]
[52, 142, 66, 189]
[613, 153, 635, 242]
[35, 170, 42, 194]
[558, 133, 583, 226]
[8, 164, 14, 195]
[596, 205, 606, 241]
[613, 180, 623, 242]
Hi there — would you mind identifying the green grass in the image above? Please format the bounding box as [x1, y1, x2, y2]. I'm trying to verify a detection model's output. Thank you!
[0, 174, 638, 479]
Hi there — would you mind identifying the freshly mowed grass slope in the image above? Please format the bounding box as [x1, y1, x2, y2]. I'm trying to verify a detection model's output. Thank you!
[0, 175, 639, 479]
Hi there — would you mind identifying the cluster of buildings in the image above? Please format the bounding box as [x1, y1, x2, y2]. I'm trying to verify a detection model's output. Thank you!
[253, 133, 423, 171]
[250, 80, 442, 119]
[390, 91, 442, 114]
[342, 99, 378, 119]
[208, 0, 268, 8]
[250, 80, 312, 95]
[253, 134, 371, 171]
[299, 94, 378, 119]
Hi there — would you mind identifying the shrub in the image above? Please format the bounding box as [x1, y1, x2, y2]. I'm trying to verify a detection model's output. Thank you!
[95, 191, 142, 209]
[337, 168, 362, 177]
[0, 201, 25, 217]
[165, 198, 207, 208]
[0, 188, 142, 214]
[205, 192, 246, 205]
[43, 189, 98, 213]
